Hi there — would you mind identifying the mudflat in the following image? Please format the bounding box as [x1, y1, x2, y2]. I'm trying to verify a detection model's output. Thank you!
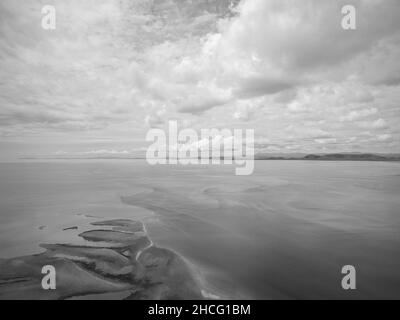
[0, 219, 203, 300]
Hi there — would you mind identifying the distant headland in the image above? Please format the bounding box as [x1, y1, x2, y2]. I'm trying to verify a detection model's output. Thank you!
[255, 153, 400, 161]
[18, 152, 400, 162]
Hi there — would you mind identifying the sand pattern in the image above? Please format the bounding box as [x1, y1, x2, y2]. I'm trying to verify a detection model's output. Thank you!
[0, 219, 203, 300]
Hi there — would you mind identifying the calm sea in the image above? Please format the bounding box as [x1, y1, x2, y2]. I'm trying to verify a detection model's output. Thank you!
[0, 160, 399, 299]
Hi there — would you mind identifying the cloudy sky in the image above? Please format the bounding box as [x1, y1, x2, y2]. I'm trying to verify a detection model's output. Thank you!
[0, 0, 399, 160]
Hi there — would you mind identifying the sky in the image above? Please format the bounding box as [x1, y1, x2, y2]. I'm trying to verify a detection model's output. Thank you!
[0, 0, 399, 160]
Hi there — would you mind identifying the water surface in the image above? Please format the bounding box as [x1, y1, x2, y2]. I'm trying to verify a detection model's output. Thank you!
[0, 160, 399, 299]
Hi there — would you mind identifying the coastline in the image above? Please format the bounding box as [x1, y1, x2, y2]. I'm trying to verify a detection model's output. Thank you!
[0, 218, 206, 300]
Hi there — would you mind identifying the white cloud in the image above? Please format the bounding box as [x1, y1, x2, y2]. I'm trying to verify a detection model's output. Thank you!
[377, 134, 392, 142]
[340, 108, 378, 122]
[83, 149, 130, 155]
[358, 118, 388, 130]
[315, 138, 337, 144]
[145, 106, 167, 128]
[0, 0, 400, 158]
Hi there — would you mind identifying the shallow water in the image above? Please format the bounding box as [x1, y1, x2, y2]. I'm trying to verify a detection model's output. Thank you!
[0, 160, 399, 299]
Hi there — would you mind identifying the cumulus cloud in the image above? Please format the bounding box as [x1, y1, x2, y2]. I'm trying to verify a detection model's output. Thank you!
[0, 0, 399, 158]
[145, 106, 167, 128]
[179, 0, 400, 100]
[377, 134, 392, 142]
[340, 108, 378, 122]
[361, 118, 388, 130]
[83, 149, 130, 155]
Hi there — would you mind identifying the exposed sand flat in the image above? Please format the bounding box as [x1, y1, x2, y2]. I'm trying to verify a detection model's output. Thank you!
[42, 244, 133, 276]
[91, 219, 144, 233]
[133, 246, 203, 300]
[119, 163, 400, 299]
[67, 290, 134, 300]
[0, 219, 203, 300]
[79, 230, 146, 244]
[0, 256, 131, 300]
[2, 161, 400, 299]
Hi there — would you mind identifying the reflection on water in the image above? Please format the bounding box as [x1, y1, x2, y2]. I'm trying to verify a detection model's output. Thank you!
[1, 160, 400, 299]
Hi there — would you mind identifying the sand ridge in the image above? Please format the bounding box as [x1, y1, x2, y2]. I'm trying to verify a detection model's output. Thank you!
[0, 219, 203, 300]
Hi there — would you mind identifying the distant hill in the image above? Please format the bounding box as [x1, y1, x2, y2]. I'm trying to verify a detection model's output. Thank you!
[20, 153, 400, 162]
[255, 153, 400, 161]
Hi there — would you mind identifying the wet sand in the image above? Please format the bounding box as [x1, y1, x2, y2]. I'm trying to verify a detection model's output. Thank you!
[0, 219, 203, 300]
[1, 161, 400, 299]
